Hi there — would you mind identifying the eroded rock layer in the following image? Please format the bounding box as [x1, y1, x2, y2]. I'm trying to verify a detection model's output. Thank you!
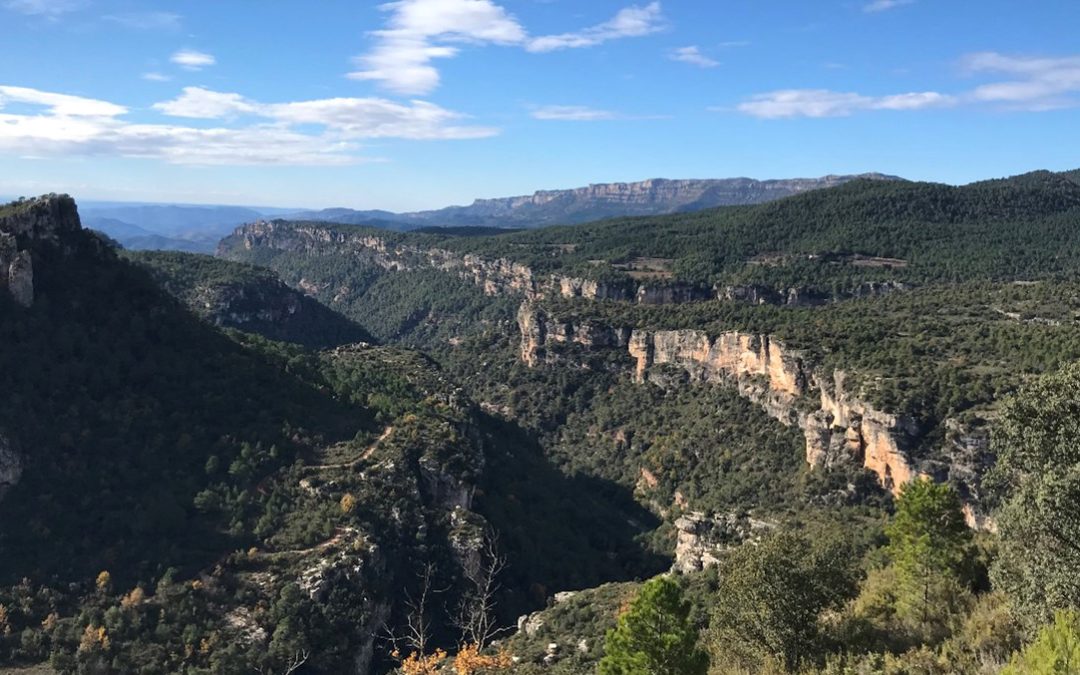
[222, 221, 906, 308]
[517, 303, 992, 528]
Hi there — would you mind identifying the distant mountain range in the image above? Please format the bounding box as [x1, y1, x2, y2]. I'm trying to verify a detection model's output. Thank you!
[286, 174, 902, 230]
[78, 204, 275, 253]
[32, 173, 899, 252]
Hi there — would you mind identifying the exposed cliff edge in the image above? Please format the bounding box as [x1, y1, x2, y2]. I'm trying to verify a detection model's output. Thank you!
[0, 194, 82, 307]
[221, 220, 904, 308]
[516, 303, 993, 529]
[0, 432, 21, 502]
[0, 195, 84, 501]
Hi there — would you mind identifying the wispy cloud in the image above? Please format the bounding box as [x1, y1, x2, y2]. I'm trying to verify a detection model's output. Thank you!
[736, 89, 953, 118]
[736, 51, 1080, 118]
[962, 52, 1080, 110]
[152, 86, 499, 140]
[526, 2, 663, 52]
[669, 46, 718, 68]
[0, 85, 127, 116]
[141, 72, 172, 82]
[0, 84, 499, 166]
[530, 105, 617, 121]
[104, 11, 181, 30]
[3, 0, 84, 16]
[863, 0, 914, 12]
[348, 0, 664, 95]
[170, 49, 215, 71]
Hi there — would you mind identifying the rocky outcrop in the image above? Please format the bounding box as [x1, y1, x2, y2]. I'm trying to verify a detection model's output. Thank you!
[222, 220, 698, 305]
[0, 433, 22, 502]
[224, 220, 911, 309]
[673, 512, 773, 573]
[517, 303, 991, 526]
[944, 419, 996, 530]
[5, 249, 33, 307]
[0, 194, 83, 307]
[719, 281, 910, 307]
[517, 304, 632, 366]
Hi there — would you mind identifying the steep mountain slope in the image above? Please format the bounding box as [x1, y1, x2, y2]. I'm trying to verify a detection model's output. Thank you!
[289, 173, 898, 230]
[127, 250, 375, 349]
[0, 196, 662, 674]
[218, 169, 1080, 535]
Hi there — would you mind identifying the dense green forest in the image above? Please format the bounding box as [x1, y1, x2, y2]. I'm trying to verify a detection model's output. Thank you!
[531, 279, 1080, 447]
[432, 170, 1080, 288]
[124, 250, 375, 349]
[0, 198, 663, 673]
[8, 172, 1080, 675]
[225, 170, 1080, 302]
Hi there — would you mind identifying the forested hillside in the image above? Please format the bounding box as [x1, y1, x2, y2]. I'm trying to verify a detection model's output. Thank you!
[8, 169, 1080, 674]
[211, 170, 1080, 673]
[0, 197, 660, 674]
[126, 250, 375, 349]
[224, 170, 1080, 309]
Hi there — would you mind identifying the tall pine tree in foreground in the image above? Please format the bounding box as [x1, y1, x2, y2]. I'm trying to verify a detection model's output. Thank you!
[885, 478, 975, 633]
[598, 575, 707, 675]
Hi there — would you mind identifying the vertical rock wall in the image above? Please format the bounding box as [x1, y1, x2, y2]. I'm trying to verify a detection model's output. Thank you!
[517, 303, 992, 528]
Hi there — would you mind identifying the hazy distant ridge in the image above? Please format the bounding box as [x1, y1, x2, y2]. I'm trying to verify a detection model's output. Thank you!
[292, 173, 901, 230]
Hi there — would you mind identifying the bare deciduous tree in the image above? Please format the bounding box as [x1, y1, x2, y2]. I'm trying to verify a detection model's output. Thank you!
[454, 528, 509, 649]
[385, 562, 443, 656]
[258, 649, 309, 675]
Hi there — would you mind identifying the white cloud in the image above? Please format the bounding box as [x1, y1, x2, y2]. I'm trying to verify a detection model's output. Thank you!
[863, 0, 914, 12]
[736, 88, 952, 118]
[153, 87, 259, 119]
[151, 86, 498, 140]
[0, 85, 499, 166]
[0, 85, 128, 117]
[141, 72, 172, 82]
[962, 52, 1080, 109]
[170, 49, 215, 71]
[736, 51, 1080, 119]
[266, 98, 498, 139]
[669, 46, 718, 68]
[531, 105, 616, 121]
[104, 11, 181, 30]
[348, 0, 526, 95]
[348, 0, 664, 95]
[3, 0, 84, 16]
[526, 2, 663, 52]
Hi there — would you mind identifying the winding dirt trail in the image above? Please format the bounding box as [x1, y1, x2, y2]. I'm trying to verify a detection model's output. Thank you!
[306, 426, 394, 471]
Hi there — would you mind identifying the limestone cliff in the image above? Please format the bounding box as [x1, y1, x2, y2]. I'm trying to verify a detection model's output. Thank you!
[223, 220, 909, 309]
[719, 280, 910, 307]
[672, 512, 775, 573]
[517, 303, 991, 527]
[0, 194, 82, 306]
[224, 220, 654, 302]
[295, 173, 900, 229]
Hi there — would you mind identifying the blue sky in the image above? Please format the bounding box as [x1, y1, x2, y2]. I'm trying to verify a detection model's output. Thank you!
[0, 0, 1078, 210]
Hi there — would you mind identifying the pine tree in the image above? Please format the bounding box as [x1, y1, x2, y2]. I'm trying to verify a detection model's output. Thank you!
[1004, 610, 1080, 675]
[885, 478, 975, 629]
[598, 576, 707, 675]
